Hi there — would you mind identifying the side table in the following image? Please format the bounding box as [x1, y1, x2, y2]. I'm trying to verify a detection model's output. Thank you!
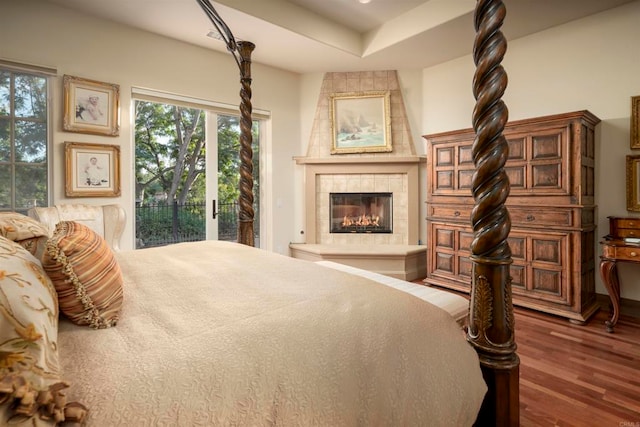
[599, 239, 639, 332]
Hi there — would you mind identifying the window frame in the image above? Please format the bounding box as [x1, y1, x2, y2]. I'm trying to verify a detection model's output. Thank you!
[0, 60, 54, 213]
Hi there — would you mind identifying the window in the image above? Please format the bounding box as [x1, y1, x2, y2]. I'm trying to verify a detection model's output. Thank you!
[0, 63, 52, 214]
[132, 87, 269, 248]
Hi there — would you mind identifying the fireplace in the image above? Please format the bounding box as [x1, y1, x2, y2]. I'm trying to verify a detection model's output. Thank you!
[330, 192, 392, 234]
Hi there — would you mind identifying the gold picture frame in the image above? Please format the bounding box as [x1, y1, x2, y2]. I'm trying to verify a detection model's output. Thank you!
[63, 75, 120, 136]
[65, 142, 121, 197]
[632, 95, 640, 149]
[330, 91, 392, 154]
[626, 155, 640, 211]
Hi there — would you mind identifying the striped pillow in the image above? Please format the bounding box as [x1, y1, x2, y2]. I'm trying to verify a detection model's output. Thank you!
[42, 221, 123, 329]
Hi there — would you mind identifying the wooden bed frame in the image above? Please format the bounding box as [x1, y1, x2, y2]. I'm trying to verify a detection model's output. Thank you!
[201, 0, 519, 425]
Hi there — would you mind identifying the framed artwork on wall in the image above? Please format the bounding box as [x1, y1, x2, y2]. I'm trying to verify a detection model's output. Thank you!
[63, 75, 120, 136]
[626, 154, 640, 211]
[330, 91, 392, 154]
[631, 95, 640, 149]
[65, 142, 121, 197]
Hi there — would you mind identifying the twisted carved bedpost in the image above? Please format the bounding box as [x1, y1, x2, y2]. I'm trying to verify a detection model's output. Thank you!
[466, 0, 520, 425]
[236, 41, 255, 247]
[194, 0, 255, 247]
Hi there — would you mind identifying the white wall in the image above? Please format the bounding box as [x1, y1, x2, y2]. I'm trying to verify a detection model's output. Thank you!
[1, 0, 301, 254]
[5, 0, 640, 302]
[422, 1, 640, 301]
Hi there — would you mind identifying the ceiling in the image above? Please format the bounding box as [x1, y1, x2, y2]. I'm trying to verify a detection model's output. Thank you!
[42, 0, 635, 73]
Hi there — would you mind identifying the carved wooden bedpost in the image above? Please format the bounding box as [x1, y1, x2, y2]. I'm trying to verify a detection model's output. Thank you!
[236, 41, 255, 247]
[196, 0, 255, 247]
[466, 0, 520, 425]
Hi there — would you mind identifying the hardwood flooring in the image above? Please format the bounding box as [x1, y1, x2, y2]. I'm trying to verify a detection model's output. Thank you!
[415, 279, 640, 425]
[515, 307, 640, 427]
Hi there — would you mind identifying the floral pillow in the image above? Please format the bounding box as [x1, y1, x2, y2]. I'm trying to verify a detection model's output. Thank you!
[0, 236, 86, 425]
[0, 212, 49, 258]
[41, 221, 123, 329]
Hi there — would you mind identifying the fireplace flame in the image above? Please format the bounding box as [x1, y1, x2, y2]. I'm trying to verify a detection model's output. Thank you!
[341, 214, 380, 227]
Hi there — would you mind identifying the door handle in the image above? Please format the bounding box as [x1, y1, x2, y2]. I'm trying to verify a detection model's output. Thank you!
[212, 199, 218, 219]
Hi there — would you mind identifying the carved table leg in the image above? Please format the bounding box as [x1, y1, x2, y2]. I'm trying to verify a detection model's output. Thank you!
[599, 258, 621, 333]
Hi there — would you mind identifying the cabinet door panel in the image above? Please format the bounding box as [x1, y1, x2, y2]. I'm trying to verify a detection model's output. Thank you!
[435, 253, 454, 274]
[458, 255, 473, 280]
[510, 263, 526, 290]
[507, 137, 526, 160]
[531, 268, 568, 304]
[506, 166, 526, 189]
[531, 163, 562, 189]
[528, 232, 569, 304]
[459, 230, 474, 253]
[458, 170, 474, 190]
[459, 145, 473, 164]
[436, 147, 454, 166]
[531, 236, 563, 266]
[507, 235, 526, 260]
[436, 170, 453, 190]
[435, 227, 455, 249]
[531, 132, 562, 159]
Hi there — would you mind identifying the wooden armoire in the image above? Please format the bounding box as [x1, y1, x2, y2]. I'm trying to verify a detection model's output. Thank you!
[424, 110, 600, 323]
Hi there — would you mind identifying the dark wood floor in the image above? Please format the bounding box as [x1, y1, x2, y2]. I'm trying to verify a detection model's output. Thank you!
[515, 306, 640, 426]
[415, 279, 640, 425]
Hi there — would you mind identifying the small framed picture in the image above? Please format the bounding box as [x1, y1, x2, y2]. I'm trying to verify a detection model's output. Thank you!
[626, 154, 640, 211]
[330, 91, 392, 154]
[63, 75, 120, 136]
[65, 142, 121, 197]
[631, 95, 640, 149]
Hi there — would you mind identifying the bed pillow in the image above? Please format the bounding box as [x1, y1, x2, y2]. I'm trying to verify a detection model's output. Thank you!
[41, 221, 123, 329]
[0, 212, 49, 258]
[0, 236, 87, 425]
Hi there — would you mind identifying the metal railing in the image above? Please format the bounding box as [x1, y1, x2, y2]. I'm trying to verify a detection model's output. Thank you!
[135, 201, 258, 249]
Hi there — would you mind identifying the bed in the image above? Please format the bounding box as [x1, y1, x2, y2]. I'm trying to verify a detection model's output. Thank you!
[0, 210, 486, 426]
[0, 0, 517, 425]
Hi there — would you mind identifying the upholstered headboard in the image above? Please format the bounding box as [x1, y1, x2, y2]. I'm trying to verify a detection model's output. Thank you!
[28, 204, 126, 251]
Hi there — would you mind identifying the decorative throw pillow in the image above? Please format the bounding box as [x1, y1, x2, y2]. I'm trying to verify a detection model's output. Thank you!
[0, 212, 49, 258]
[0, 236, 87, 424]
[41, 221, 123, 329]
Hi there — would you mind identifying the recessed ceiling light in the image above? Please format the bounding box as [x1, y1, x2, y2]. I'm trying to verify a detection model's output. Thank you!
[359, 0, 371, 4]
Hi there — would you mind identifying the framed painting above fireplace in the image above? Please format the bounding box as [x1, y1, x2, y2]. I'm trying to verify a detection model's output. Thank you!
[329, 91, 392, 154]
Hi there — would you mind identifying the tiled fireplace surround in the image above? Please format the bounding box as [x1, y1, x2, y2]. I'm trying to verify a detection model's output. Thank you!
[291, 71, 426, 280]
[297, 159, 421, 245]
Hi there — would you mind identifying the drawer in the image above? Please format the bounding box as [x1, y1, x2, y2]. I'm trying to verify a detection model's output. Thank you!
[608, 217, 640, 237]
[428, 205, 471, 221]
[612, 245, 640, 261]
[612, 218, 640, 229]
[509, 207, 572, 227]
[617, 228, 640, 238]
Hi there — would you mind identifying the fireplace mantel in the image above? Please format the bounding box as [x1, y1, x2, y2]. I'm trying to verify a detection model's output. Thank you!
[296, 155, 425, 244]
[294, 156, 425, 165]
[297, 71, 424, 246]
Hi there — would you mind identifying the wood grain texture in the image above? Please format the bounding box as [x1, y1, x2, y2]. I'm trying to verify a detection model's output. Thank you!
[517, 308, 640, 426]
[414, 278, 640, 425]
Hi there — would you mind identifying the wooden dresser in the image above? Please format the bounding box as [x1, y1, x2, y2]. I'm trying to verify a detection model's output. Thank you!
[424, 110, 600, 323]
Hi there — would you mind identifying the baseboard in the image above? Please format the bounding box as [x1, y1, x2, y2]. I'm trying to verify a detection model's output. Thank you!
[596, 293, 640, 319]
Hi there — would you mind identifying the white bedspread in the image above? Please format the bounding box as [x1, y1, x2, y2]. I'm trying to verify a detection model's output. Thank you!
[58, 240, 486, 426]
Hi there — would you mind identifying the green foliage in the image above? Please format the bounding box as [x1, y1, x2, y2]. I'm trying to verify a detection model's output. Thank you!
[134, 100, 261, 245]
[0, 69, 48, 211]
[134, 101, 206, 204]
[135, 202, 206, 248]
